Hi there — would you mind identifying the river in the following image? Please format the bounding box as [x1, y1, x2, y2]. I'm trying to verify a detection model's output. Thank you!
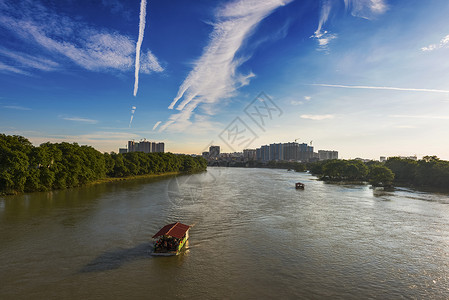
[1, 167, 449, 299]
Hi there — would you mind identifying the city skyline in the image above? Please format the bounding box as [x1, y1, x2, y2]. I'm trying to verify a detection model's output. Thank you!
[1, 0, 449, 160]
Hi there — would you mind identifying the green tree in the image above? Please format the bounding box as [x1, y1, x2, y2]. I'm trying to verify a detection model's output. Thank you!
[385, 157, 417, 183]
[368, 165, 394, 187]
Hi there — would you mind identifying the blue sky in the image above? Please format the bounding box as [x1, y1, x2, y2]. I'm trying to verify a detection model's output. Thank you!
[1, 0, 449, 160]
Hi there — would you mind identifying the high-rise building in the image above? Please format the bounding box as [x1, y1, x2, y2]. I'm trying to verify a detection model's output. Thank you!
[298, 143, 314, 161]
[156, 142, 165, 153]
[318, 150, 338, 161]
[283, 142, 299, 161]
[137, 140, 151, 153]
[260, 145, 270, 162]
[128, 141, 136, 152]
[124, 140, 165, 153]
[243, 149, 257, 161]
[256, 148, 262, 161]
[269, 143, 283, 161]
[209, 145, 220, 158]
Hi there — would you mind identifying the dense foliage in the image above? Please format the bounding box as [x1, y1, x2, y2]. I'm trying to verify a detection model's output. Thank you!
[309, 156, 449, 189]
[0, 134, 207, 195]
[385, 156, 449, 189]
[308, 159, 372, 182]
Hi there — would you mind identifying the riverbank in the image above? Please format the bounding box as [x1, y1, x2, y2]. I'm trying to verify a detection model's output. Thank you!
[0, 171, 205, 196]
[88, 172, 183, 185]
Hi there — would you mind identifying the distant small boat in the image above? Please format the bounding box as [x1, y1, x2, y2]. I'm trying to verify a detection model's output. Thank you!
[295, 182, 305, 189]
[152, 222, 190, 256]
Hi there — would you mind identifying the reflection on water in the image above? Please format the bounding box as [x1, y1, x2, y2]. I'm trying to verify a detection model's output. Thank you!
[1, 168, 449, 299]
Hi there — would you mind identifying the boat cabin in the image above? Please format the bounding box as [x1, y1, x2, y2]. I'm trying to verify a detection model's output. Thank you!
[295, 182, 305, 189]
[152, 222, 190, 256]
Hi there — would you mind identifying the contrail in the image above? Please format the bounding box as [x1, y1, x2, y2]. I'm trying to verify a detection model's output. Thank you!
[129, 106, 137, 127]
[312, 83, 449, 94]
[133, 0, 147, 97]
[152, 121, 161, 131]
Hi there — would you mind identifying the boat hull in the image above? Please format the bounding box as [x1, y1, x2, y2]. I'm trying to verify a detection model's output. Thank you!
[151, 231, 189, 256]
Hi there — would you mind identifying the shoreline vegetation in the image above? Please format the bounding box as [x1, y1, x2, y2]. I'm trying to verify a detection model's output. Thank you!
[87, 171, 182, 185]
[0, 134, 207, 196]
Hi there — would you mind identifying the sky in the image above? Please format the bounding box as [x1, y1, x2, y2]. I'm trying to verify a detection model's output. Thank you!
[1, 0, 449, 160]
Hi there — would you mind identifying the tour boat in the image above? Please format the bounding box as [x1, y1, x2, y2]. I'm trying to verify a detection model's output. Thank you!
[151, 222, 190, 256]
[295, 182, 305, 189]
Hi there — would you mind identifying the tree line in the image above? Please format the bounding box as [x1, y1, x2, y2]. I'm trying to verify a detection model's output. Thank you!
[384, 156, 449, 189]
[307, 159, 394, 187]
[308, 156, 449, 189]
[0, 134, 207, 195]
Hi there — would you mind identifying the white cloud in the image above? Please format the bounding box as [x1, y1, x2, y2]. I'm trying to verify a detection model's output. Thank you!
[0, 47, 59, 71]
[290, 100, 303, 105]
[300, 114, 334, 120]
[140, 50, 164, 74]
[312, 31, 337, 52]
[421, 34, 449, 52]
[62, 117, 99, 124]
[311, 0, 337, 51]
[3, 105, 31, 110]
[344, 0, 388, 19]
[163, 0, 292, 130]
[304, 96, 311, 101]
[0, 0, 163, 76]
[0, 61, 29, 75]
[316, 0, 332, 35]
[312, 83, 449, 93]
[312, 0, 387, 50]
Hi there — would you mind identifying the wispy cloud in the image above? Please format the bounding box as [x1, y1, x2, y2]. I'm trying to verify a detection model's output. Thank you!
[290, 96, 311, 105]
[162, 0, 291, 131]
[290, 100, 304, 105]
[312, 0, 387, 50]
[0, 47, 59, 72]
[3, 105, 31, 110]
[421, 34, 449, 52]
[129, 106, 137, 127]
[311, 0, 337, 51]
[62, 117, 99, 124]
[390, 114, 449, 120]
[152, 121, 161, 131]
[300, 114, 334, 120]
[344, 0, 388, 19]
[0, 0, 163, 76]
[312, 83, 449, 93]
[133, 0, 147, 97]
[0, 61, 29, 75]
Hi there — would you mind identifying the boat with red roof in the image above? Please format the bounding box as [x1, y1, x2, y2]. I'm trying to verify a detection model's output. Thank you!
[151, 222, 190, 256]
